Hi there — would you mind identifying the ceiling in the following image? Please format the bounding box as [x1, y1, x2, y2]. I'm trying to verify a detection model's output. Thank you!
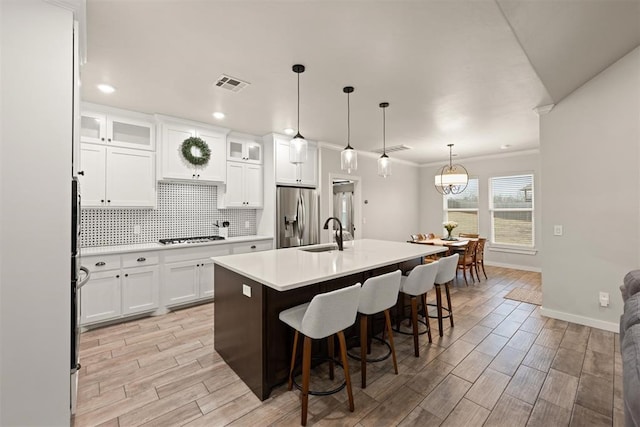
[81, 1, 640, 164]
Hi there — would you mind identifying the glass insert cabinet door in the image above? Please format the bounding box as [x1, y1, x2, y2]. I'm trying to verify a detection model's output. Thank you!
[80, 111, 154, 151]
[227, 138, 262, 164]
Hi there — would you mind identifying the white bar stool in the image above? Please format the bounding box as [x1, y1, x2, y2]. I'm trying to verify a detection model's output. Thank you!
[279, 283, 361, 426]
[399, 262, 439, 357]
[355, 269, 402, 388]
[432, 253, 459, 337]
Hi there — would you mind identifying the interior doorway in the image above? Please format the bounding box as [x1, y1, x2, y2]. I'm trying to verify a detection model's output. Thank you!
[328, 173, 362, 242]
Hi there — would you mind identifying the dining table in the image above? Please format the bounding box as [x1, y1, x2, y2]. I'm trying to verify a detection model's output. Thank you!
[408, 237, 470, 248]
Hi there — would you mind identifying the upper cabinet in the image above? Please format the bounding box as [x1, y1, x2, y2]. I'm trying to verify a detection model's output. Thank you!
[79, 104, 156, 208]
[274, 135, 317, 187]
[80, 110, 155, 151]
[157, 117, 229, 183]
[227, 137, 262, 164]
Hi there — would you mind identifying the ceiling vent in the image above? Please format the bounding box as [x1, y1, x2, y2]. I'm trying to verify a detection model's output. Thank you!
[371, 144, 412, 154]
[214, 74, 250, 92]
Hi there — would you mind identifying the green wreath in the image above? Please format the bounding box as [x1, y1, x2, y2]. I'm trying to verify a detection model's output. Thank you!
[180, 137, 211, 166]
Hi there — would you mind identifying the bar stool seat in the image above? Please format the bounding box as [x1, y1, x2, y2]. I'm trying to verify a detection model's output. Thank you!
[398, 262, 439, 357]
[279, 283, 361, 426]
[352, 269, 401, 388]
[427, 253, 458, 337]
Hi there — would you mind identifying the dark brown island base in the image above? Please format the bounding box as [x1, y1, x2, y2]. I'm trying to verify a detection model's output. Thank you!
[212, 239, 447, 400]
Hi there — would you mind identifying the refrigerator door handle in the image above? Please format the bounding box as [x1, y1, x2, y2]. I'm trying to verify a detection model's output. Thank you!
[296, 193, 305, 243]
[78, 266, 91, 289]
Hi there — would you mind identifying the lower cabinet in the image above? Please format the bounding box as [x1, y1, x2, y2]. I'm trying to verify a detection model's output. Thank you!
[122, 266, 160, 315]
[163, 254, 224, 306]
[80, 269, 122, 324]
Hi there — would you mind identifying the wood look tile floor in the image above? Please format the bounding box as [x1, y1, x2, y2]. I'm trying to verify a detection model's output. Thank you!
[73, 266, 623, 427]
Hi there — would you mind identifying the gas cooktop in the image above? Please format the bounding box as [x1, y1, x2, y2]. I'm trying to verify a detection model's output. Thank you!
[159, 235, 226, 245]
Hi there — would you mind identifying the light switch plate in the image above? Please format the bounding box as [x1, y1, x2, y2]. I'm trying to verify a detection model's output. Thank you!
[553, 225, 563, 236]
[242, 284, 251, 298]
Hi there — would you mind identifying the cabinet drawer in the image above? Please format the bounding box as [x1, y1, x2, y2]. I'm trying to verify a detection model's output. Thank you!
[163, 245, 231, 264]
[231, 240, 273, 254]
[84, 254, 121, 272]
[122, 252, 159, 268]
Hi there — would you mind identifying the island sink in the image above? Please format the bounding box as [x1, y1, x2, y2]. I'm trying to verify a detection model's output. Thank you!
[299, 245, 340, 253]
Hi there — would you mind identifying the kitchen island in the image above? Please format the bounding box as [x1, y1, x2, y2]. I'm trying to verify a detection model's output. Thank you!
[212, 239, 447, 400]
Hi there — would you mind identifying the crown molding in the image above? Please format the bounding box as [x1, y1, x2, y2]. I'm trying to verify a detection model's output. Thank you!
[419, 148, 540, 168]
[318, 141, 420, 167]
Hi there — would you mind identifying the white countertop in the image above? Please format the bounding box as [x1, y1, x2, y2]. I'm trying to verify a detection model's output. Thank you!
[212, 239, 447, 291]
[82, 235, 273, 256]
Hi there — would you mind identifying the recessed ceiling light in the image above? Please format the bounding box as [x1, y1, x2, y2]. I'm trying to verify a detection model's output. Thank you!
[97, 84, 115, 94]
[501, 144, 511, 150]
[283, 128, 295, 135]
[212, 112, 225, 119]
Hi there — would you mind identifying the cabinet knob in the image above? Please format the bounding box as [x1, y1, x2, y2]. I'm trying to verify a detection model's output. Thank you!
[137, 257, 146, 262]
[101, 199, 105, 203]
[95, 261, 106, 267]
[101, 137, 105, 141]
[250, 245, 256, 249]
[196, 264, 200, 267]
[107, 200, 111, 203]
[124, 273, 129, 277]
[197, 174, 200, 178]
[107, 138, 112, 142]
[192, 174, 196, 178]
[116, 274, 120, 278]
[78, 171, 84, 176]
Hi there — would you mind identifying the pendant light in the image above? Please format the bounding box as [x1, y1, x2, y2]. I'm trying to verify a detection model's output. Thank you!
[289, 64, 308, 164]
[340, 86, 357, 173]
[377, 102, 391, 177]
[434, 143, 469, 195]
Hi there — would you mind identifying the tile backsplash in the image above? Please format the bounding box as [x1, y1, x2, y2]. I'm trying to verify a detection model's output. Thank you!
[81, 182, 257, 247]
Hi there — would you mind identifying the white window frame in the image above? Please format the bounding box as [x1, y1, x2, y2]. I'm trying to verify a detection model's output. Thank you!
[489, 173, 535, 250]
[442, 177, 479, 236]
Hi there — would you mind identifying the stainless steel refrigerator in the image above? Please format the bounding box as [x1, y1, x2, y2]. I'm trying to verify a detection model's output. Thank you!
[276, 186, 319, 248]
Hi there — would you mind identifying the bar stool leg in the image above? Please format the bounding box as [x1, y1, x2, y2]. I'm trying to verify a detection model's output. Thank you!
[288, 330, 299, 391]
[360, 314, 368, 388]
[384, 309, 398, 374]
[445, 282, 454, 327]
[337, 331, 355, 412]
[421, 293, 432, 343]
[301, 336, 312, 426]
[435, 284, 444, 337]
[328, 335, 335, 381]
[410, 296, 419, 357]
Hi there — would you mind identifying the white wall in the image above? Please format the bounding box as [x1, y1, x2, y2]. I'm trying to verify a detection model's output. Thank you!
[1, 1, 73, 424]
[319, 146, 421, 243]
[540, 47, 640, 331]
[419, 151, 542, 271]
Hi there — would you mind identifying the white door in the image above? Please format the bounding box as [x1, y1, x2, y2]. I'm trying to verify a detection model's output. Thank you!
[199, 260, 215, 298]
[80, 270, 121, 324]
[164, 260, 199, 306]
[122, 266, 159, 315]
[196, 129, 226, 182]
[300, 144, 318, 186]
[245, 142, 262, 164]
[162, 123, 196, 180]
[106, 147, 155, 207]
[245, 164, 263, 207]
[225, 162, 245, 207]
[79, 143, 106, 207]
[107, 115, 154, 150]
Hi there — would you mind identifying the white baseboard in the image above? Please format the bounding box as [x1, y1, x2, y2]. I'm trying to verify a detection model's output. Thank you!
[539, 307, 620, 333]
[484, 261, 541, 273]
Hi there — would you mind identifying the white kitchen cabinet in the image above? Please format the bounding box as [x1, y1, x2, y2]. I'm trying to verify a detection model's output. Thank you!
[159, 119, 228, 183]
[230, 239, 273, 254]
[122, 265, 160, 315]
[81, 252, 159, 326]
[80, 110, 154, 151]
[80, 270, 122, 324]
[275, 137, 317, 187]
[218, 162, 263, 208]
[227, 137, 262, 164]
[80, 143, 156, 207]
[199, 259, 215, 298]
[163, 260, 200, 306]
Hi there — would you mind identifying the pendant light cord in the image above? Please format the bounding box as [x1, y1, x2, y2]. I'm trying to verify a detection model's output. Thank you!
[347, 92, 351, 145]
[383, 107, 386, 155]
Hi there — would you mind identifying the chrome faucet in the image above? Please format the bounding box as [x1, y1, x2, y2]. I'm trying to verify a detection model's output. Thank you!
[322, 217, 344, 251]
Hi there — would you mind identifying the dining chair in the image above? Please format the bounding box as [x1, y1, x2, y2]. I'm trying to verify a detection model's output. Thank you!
[474, 237, 488, 280]
[459, 233, 479, 238]
[456, 239, 478, 286]
[279, 283, 361, 426]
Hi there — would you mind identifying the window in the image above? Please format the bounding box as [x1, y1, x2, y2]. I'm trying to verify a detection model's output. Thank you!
[444, 178, 479, 236]
[489, 174, 534, 247]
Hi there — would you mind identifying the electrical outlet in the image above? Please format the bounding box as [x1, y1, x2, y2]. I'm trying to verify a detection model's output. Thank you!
[245, 221, 250, 229]
[599, 291, 609, 307]
[134, 225, 141, 235]
[553, 225, 563, 236]
[242, 284, 252, 298]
